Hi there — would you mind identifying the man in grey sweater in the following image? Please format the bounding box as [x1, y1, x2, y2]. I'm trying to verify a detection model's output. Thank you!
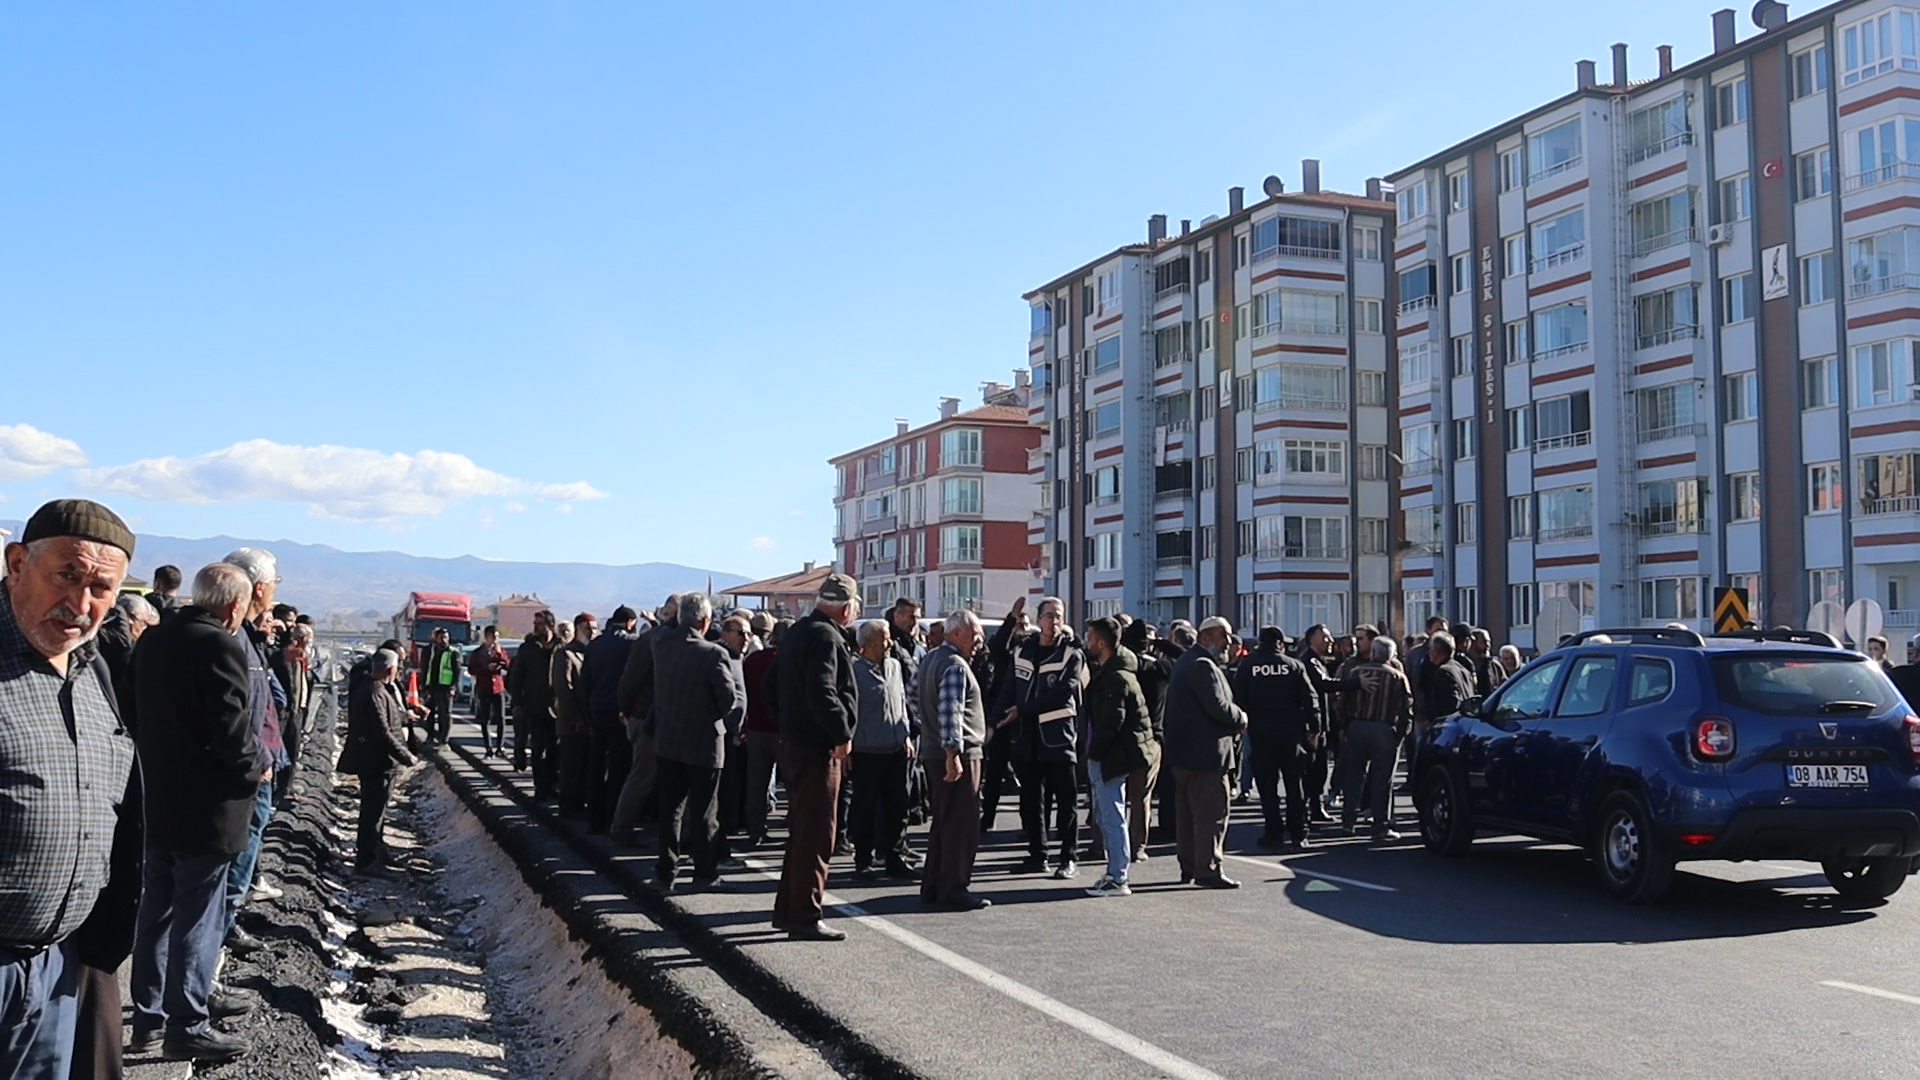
[847, 620, 916, 880]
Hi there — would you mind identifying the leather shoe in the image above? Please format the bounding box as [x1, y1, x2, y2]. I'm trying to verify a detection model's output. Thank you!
[787, 922, 847, 942]
[940, 894, 991, 912]
[162, 1028, 247, 1063]
[127, 1025, 160, 1054]
[224, 927, 263, 954]
[210, 989, 256, 1020]
[1195, 875, 1241, 889]
[883, 863, 922, 882]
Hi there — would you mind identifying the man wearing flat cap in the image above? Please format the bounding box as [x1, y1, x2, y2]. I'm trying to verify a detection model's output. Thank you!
[771, 572, 860, 941]
[0, 499, 140, 1078]
[1163, 615, 1249, 889]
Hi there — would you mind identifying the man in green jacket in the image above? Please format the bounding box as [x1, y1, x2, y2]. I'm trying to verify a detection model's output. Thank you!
[1081, 618, 1157, 897]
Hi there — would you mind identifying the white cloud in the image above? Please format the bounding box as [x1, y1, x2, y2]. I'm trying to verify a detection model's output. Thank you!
[504, 501, 527, 513]
[537, 481, 607, 502]
[750, 536, 776, 550]
[77, 439, 605, 523]
[0, 424, 88, 482]
[553, 503, 574, 515]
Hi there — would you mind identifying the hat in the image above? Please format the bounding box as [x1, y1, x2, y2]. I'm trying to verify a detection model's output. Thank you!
[20, 499, 135, 558]
[1258, 625, 1286, 648]
[818, 572, 858, 603]
[1197, 616, 1233, 636]
[750, 611, 775, 633]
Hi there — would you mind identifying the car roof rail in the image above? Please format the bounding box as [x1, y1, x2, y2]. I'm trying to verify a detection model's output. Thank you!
[1707, 629, 1842, 648]
[1556, 627, 1706, 648]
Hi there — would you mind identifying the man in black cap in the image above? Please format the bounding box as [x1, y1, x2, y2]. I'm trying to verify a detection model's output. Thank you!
[0, 500, 140, 1077]
[772, 572, 859, 940]
[1232, 627, 1322, 851]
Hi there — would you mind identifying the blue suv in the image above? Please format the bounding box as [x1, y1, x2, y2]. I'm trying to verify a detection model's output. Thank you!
[1411, 628, 1920, 903]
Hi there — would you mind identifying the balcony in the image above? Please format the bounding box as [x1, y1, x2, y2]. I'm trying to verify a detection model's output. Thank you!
[1155, 554, 1191, 567]
[1154, 350, 1193, 369]
[1530, 245, 1586, 273]
[1402, 456, 1441, 476]
[1535, 340, 1590, 362]
[1636, 422, 1707, 444]
[864, 558, 898, 576]
[1252, 244, 1343, 264]
[1849, 272, 1920, 299]
[859, 515, 897, 537]
[1636, 518, 1704, 537]
[1251, 320, 1346, 339]
[1397, 295, 1436, 316]
[1625, 130, 1693, 165]
[1155, 281, 1191, 300]
[1027, 447, 1049, 471]
[1635, 325, 1700, 350]
[1534, 431, 1593, 452]
[1528, 156, 1584, 186]
[1284, 545, 1350, 560]
[1094, 492, 1121, 506]
[1863, 495, 1920, 515]
[1631, 227, 1698, 258]
[1845, 161, 1920, 192]
[1255, 395, 1347, 414]
[1538, 524, 1595, 542]
[939, 550, 982, 568]
[1888, 609, 1920, 629]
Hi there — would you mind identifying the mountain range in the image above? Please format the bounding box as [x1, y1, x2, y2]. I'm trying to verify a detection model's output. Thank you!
[0, 521, 750, 628]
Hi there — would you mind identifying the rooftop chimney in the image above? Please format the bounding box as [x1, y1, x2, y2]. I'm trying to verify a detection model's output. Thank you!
[1302, 159, 1322, 194]
[939, 396, 961, 420]
[1366, 177, 1385, 201]
[895, 418, 909, 436]
[1228, 186, 1244, 214]
[1180, 218, 1191, 236]
[1576, 59, 1597, 89]
[803, 560, 816, 573]
[1658, 44, 1674, 76]
[1611, 42, 1629, 87]
[1753, 0, 1789, 30]
[1712, 8, 1737, 51]
[1148, 214, 1167, 243]
[1013, 369, 1030, 389]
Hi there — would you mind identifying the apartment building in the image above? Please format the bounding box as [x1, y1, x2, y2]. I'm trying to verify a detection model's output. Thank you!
[1023, 165, 1399, 632]
[1388, 0, 1920, 647]
[830, 377, 1042, 614]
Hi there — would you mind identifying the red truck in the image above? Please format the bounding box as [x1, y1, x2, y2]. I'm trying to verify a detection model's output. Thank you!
[392, 592, 474, 671]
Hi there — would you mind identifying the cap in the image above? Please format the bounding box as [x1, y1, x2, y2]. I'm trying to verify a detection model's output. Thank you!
[1258, 625, 1286, 648]
[20, 499, 135, 558]
[1197, 616, 1233, 636]
[818, 572, 858, 603]
[750, 611, 775, 633]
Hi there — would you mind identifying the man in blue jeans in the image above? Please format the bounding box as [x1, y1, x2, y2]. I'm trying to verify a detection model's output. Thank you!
[1079, 618, 1158, 898]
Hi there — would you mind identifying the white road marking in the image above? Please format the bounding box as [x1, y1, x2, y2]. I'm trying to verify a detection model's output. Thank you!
[1821, 980, 1920, 1007]
[1219, 852, 1398, 893]
[739, 857, 1224, 1080]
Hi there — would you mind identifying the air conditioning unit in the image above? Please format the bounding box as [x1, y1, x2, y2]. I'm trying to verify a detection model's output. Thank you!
[1706, 224, 1734, 246]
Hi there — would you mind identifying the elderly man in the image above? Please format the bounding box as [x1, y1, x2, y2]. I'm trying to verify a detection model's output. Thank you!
[772, 574, 859, 941]
[218, 547, 288, 955]
[739, 618, 786, 849]
[96, 591, 158, 716]
[510, 610, 561, 790]
[649, 594, 742, 891]
[610, 597, 675, 845]
[131, 562, 266, 1064]
[1414, 630, 1475, 737]
[339, 649, 418, 876]
[1335, 638, 1413, 843]
[918, 610, 990, 911]
[848, 620, 916, 882]
[1163, 616, 1249, 889]
[550, 613, 596, 815]
[0, 501, 141, 1078]
[582, 605, 641, 834]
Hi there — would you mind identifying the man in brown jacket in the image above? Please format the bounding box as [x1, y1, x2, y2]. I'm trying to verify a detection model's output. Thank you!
[550, 614, 595, 816]
[1335, 637, 1413, 843]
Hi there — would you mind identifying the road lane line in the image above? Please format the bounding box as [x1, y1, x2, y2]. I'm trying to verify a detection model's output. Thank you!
[1218, 853, 1398, 892]
[1821, 980, 1920, 1007]
[738, 857, 1224, 1080]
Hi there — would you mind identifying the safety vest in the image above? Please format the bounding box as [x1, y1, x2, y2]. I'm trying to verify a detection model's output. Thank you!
[428, 646, 459, 687]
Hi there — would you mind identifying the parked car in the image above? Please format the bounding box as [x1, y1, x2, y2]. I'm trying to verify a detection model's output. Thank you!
[1412, 627, 1920, 903]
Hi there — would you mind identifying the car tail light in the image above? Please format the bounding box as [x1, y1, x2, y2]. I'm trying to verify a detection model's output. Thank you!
[1694, 716, 1736, 761]
[1679, 832, 1718, 847]
[1905, 715, 1920, 765]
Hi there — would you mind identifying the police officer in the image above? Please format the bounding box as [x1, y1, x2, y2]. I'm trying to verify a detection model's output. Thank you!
[1231, 626, 1322, 851]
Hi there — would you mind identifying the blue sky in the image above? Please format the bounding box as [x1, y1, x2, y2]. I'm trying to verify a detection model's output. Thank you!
[0, 1, 1719, 579]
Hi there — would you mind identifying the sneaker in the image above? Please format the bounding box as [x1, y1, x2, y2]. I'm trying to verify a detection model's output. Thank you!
[249, 880, 284, 902]
[162, 1028, 248, 1063]
[787, 922, 848, 942]
[1084, 876, 1132, 898]
[1052, 860, 1079, 880]
[1130, 847, 1149, 862]
[1370, 828, 1403, 843]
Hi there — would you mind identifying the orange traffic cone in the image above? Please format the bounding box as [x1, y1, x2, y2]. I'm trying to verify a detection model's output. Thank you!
[406, 670, 422, 711]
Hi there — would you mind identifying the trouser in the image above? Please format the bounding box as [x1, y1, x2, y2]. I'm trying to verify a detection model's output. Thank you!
[1303, 734, 1330, 808]
[847, 749, 911, 870]
[609, 721, 658, 836]
[71, 961, 121, 1080]
[223, 779, 273, 937]
[1249, 727, 1308, 844]
[131, 848, 232, 1038]
[922, 756, 982, 906]
[357, 767, 396, 868]
[773, 744, 840, 929]
[275, 707, 302, 806]
[654, 757, 721, 883]
[1340, 720, 1402, 831]
[1013, 759, 1078, 865]
[474, 691, 506, 753]
[1086, 760, 1131, 883]
[0, 938, 80, 1078]
[556, 712, 589, 813]
[1155, 765, 1179, 843]
[1127, 756, 1160, 853]
[585, 710, 627, 832]
[716, 738, 746, 862]
[1171, 766, 1231, 882]
[743, 730, 782, 841]
[510, 700, 535, 771]
[526, 706, 557, 797]
[426, 686, 454, 743]
[978, 725, 1014, 831]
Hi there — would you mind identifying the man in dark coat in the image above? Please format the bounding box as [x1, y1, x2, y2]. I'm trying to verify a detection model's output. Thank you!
[1163, 616, 1248, 889]
[1120, 619, 1170, 859]
[508, 610, 560, 783]
[339, 649, 418, 876]
[1233, 627, 1322, 852]
[580, 605, 640, 833]
[995, 596, 1086, 878]
[550, 615, 595, 815]
[977, 599, 1028, 832]
[771, 574, 859, 941]
[648, 594, 742, 890]
[1414, 630, 1476, 735]
[610, 599, 673, 843]
[129, 562, 266, 1064]
[1081, 619, 1157, 896]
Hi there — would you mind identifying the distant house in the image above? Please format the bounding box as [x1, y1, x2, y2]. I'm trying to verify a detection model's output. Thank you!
[725, 563, 833, 618]
[473, 593, 550, 638]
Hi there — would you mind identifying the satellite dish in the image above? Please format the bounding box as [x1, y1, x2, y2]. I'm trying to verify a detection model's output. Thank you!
[1751, 0, 1787, 29]
[1262, 175, 1285, 198]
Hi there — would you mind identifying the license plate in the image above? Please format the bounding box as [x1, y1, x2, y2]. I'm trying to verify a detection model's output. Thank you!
[1786, 764, 1870, 787]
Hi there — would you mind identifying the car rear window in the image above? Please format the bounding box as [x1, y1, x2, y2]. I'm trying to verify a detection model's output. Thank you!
[1708, 654, 1904, 716]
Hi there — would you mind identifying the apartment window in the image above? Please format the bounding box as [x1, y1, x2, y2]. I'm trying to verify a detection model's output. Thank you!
[1405, 589, 1443, 632]
[1200, 455, 1216, 491]
[1352, 224, 1382, 261]
[1095, 268, 1122, 314]
[1153, 257, 1191, 296]
[1505, 405, 1534, 452]
[1453, 587, 1480, 627]
[1508, 494, 1534, 538]
[1281, 516, 1347, 559]
[1456, 502, 1479, 545]
[1638, 478, 1703, 535]
[1729, 472, 1762, 520]
[1504, 235, 1527, 277]
[864, 492, 894, 521]
[941, 476, 981, 516]
[1284, 439, 1345, 478]
[1404, 505, 1441, 549]
[1359, 517, 1388, 555]
[1723, 371, 1758, 420]
[1254, 439, 1285, 481]
[1534, 390, 1591, 450]
[1154, 460, 1192, 495]
[1538, 484, 1595, 540]
[1358, 443, 1389, 480]
[1640, 577, 1705, 621]
[1804, 356, 1841, 408]
[1196, 248, 1211, 283]
[1532, 302, 1589, 360]
[1092, 334, 1122, 373]
[1800, 252, 1833, 305]
[1809, 461, 1845, 513]
[1637, 380, 1697, 440]
[1235, 375, 1254, 409]
[1841, 10, 1920, 86]
[1793, 43, 1830, 98]
[1092, 402, 1121, 438]
[1451, 335, 1474, 377]
[1398, 180, 1429, 223]
[1528, 118, 1582, 182]
[1282, 593, 1348, 635]
[1810, 567, 1846, 608]
[1256, 363, 1347, 411]
[1859, 451, 1920, 507]
[1197, 317, 1213, 353]
[1356, 298, 1382, 333]
[1629, 189, 1697, 255]
[1715, 78, 1750, 128]
[1505, 319, 1530, 365]
[879, 446, 896, 474]
[1198, 385, 1215, 419]
[1721, 274, 1753, 324]
[940, 574, 982, 612]
[1853, 340, 1917, 406]
[1200, 524, 1216, 560]
[1634, 285, 1699, 348]
[1499, 147, 1525, 192]
[1154, 323, 1191, 368]
[1450, 252, 1472, 294]
[1541, 579, 1599, 619]
[1398, 264, 1436, 309]
[1400, 341, 1434, 386]
[1154, 391, 1192, 430]
[1252, 215, 1342, 261]
[1091, 531, 1122, 571]
[1453, 417, 1478, 459]
[1530, 210, 1586, 270]
[1030, 302, 1052, 337]
[939, 525, 982, 566]
[1509, 583, 1536, 627]
[1357, 369, 1387, 406]
[1250, 287, 1347, 337]
[1031, 363, 1051, 392]
[1091, 465, 1121, 505]
[1719, 174, 1752, 222]
[1796, 148, 1834, 201]
[1156, 529, 1193, 562]
[1402, 423, 1438, 469]
[1447, 171, 1470, 212]
[1235, 447, 1254, 484]
[1237, 520, 1256, 553]
[1626, 96, 1691, 162]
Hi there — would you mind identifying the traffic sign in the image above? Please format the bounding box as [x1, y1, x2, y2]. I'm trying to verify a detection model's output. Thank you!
[1536, 597, 1581, 649]
[1806, 600, 1846, 642]
[1844, 598, 1885, 646]
[1712, 587, 1750, 633]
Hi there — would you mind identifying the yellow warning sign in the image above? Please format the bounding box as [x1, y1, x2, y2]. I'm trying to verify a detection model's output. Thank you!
[1713, 587, 1750, 633]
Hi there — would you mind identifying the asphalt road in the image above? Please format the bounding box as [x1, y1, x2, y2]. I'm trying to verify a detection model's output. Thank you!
[455, 724, 1920, 1078]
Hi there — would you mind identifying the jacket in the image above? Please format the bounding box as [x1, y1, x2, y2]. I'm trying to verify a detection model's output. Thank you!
[550, 638, 590, 732]
[339, 679, 413, 774]
[1231, 644, 1322, 739]
[1133, 649, 1173, 742]
[467, 641, 509, 697]
[1468, 653, 1506, 697]
[581, 624, 638, 716]
[616, 621, 667, 725]
[1416, 656, 1476, 723]
[1294, 646, 1338, 735]
[132, 607, 266, 857]
[1084, 647, 1158, 778]
[742, 646, 780, 735]
[422, 643, 462, 691]
[998, 631, 1085, 765]
[888, 621, 922, 729]
[851, 654, 911, 754]
[508, 633, 558, 716]
[1335, 662, 1414, 734]
[773, 610, 857, 751]
[650, 626, 742, 769]
[1163, 643, 1248, 773]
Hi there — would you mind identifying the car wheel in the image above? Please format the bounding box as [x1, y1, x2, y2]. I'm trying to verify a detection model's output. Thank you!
[1822, 856, 1909, 902]
[1418, 766, 1474, 857]
[1591, 791, 1674, 904]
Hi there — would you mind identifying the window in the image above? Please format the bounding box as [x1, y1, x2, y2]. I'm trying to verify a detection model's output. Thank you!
[1852, 340, 1917, 406]
[1154, 460, 1191, 494]
[1845, 118, 1920, 187]
[1508, 583, 1536, 627]
[940, 574, 982, 612]
[1723, 371, 1758, 420]
[1284, 440, 1345, 478]
[1858, 451, 1920, 509]
[1359, 592, 1389, 627]
[941, 477, 981, 516]
[1404, 505, 1442, 550]
[864, 492, 894, 521]
[1448, 171, 1470, 212]
[1096, 268, 1122, 314]
[1248, 287, 1347, 336]
[1729, 471, 1762, 520]
[1793, 43, 1830, 98]
[1454, 417, 1478, 459]
[941, 427, 981, 467]
[1153, 257, 1191, 296]
[1092, 464, 1121, 505]
[1638, 478, 1703, 535]
[1251, 215, 1342, 261]
[1629, 658, 1676, 706]
[1199, 385, 1216, 419]
[1796, 148, 1834, 201]
[1726, 573, 1763, 624]
[879, 446, 896, 475]
[1450, 252, 1472, 294]
[1538, 484, 1594, 540]
[1282, 516, 1347, 559]
[1627, 96, 1691, 162]
[1637, 380, 1698, 440]
[1721, 274, 1753, 324]
[1200, 524, 1216, 560]
[1528, 118, 1582, 182]
[1808, 461, 1845, 513]
[1540, 578, 1597, 617]
[1358, 443, 1389, 480]
[1558, 656, 1619, 718]
[1235, 447, 1254, 484]
[1235, 375, 1254, 409]
[1353, 224, 1382, 260]
[1534, 390, 1591, 449]
[1530, 210, 1586, 270]
[1400, 341, 1434, 387]
[1634, 285, 1699, 348]
[1846, 227, 1920, 294]
[1719, 174, 1752, 222]
[1452, 335, 1474, 377]
[1532, 302, 1589, 360]
[1800, 252, 1833, 305]
[1092, 402, 1121, 438]
[1398, 264, 1436, 310]
[1196, 249, 1211, 283]
[1804, 356, 1841, 408]
[1091, 531, 1122, 571]
[1253, 440, 1282, 481]
[1809, 567, 1845, 607]
[1092, 334, 1121, 373]
[1154, 324, 1191, 368]
[1714, 77, 1749, 128]
[1505, 319, 1530, 365]
[1236, 520, 1256, 554]
[1404, 589, 1442, 632]
[1030, 302, 1052, 338]
[1841, 10, 1920, 86]
[1504, 235, 1527, 277]
[1255, 363, 1347, 411]
[1358, 369, 1387, 406]
[1397, 180, 1429, 223]
[1359, 517, 1388, 555]
[1402, 423, 1439, 469]
[1356, 298, 1382, 333]
[1640, 577, 1705, 621]
[1630, 189, 1697, 255]
[1154, 391, 1192, 430]
[1508, 494, 1534, 538]
[1155, 529, 1192, 562]
[1505, 405, 1534, 452]
[1200, 455, 1216, 491]
[1282, 593, 1348, 635]
[1457, 502, 1479, 545]
[1499, 147, 1525, 192]
[939, 525, 982, 566]
[1197, 317, 1212, 353]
